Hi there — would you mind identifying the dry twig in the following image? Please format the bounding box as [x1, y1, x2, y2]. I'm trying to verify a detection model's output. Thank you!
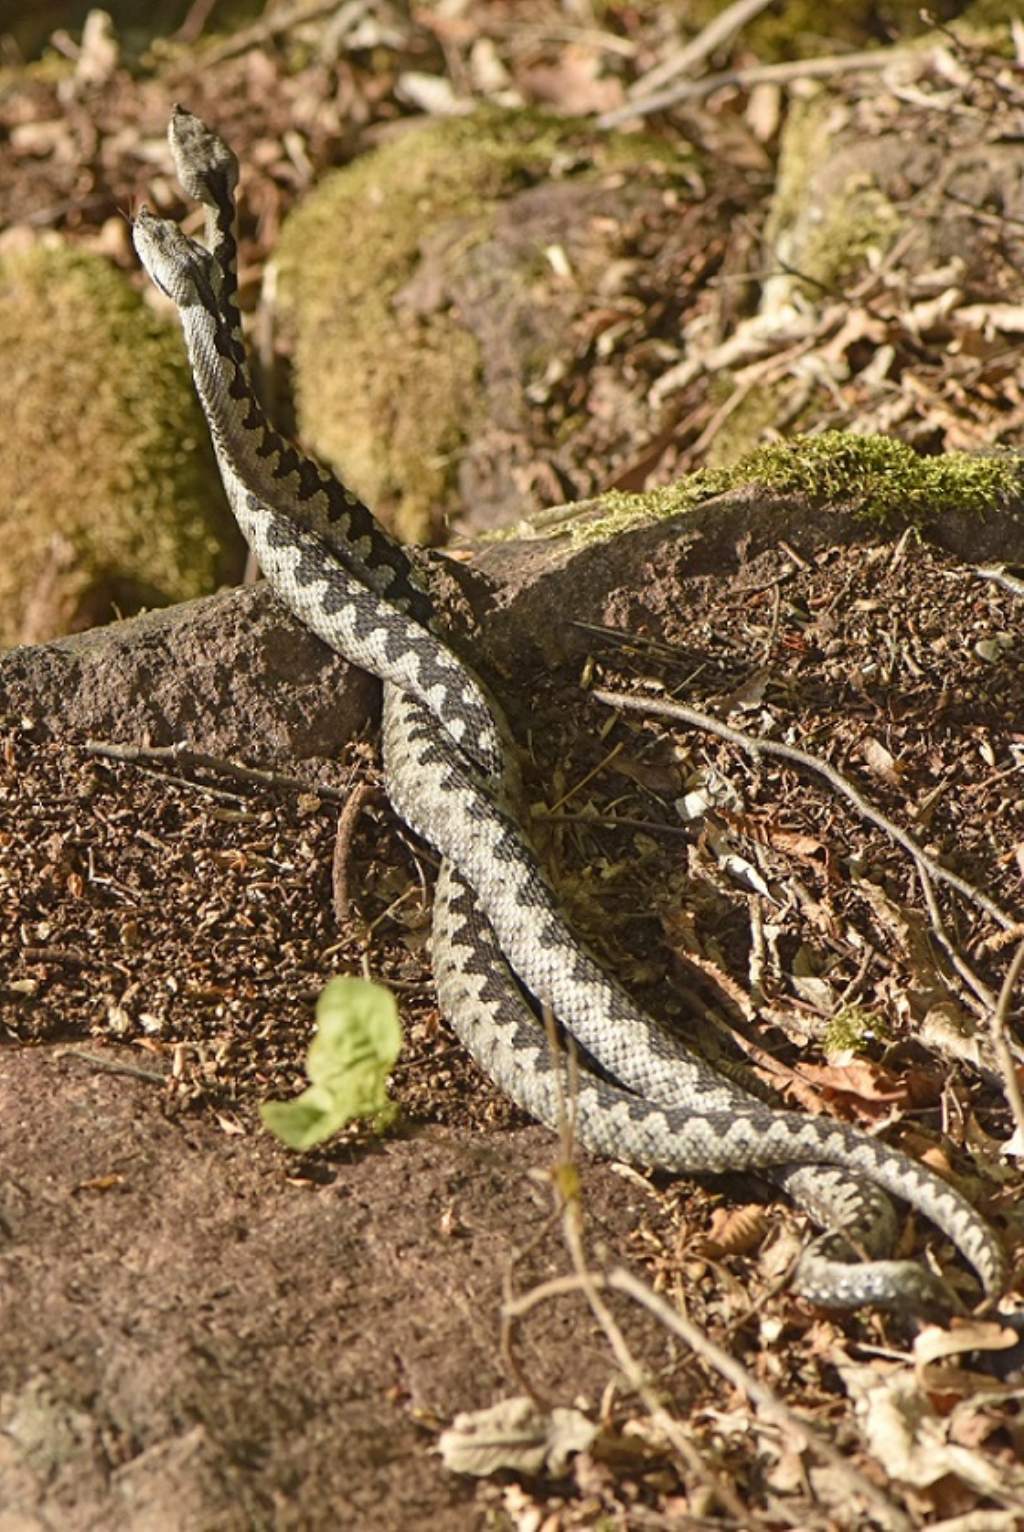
[84, 738, 347, 803]
[606, 1268, 911, 1532]
[501, 1016, 751, 1518]
[55, 1048, 167, 1085]
[990, 939, 1024, 1143]
[592, 691, 1017, 932]
[600, 45, 923, 127]
[331, 781, 374, 925]
[504, 1265, 909, 1530]
[914, 858, 996, 1016]
[175, 0, 342, 66]
[627, 0, 776, 101]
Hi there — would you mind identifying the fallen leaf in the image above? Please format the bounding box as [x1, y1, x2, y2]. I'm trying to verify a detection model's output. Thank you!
[957, 301, 1024, 335]
[395, 72, 471, 116]
[260, 977, 401, 1150]
[438, 1396, 597, 1478]
[914, 1321, 1021, 1370]
[861, 736, 903, 786]
[839, 1361, 1024, 1496]
[520, 46, 624, 116]
[72, 1174, 126, 1194]
[701, 1204, 770, 1258]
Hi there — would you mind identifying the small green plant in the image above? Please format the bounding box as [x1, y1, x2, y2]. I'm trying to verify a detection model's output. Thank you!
[824, 1003, 890, 1057]
[260, 977, 402, 1150]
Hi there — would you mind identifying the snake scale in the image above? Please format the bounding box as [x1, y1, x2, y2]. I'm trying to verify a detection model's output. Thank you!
[131, 108, 1006, 1313]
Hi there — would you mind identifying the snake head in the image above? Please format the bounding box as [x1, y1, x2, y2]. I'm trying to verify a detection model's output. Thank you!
[168, 104, 239, 211]
[132, 205, 218, 309]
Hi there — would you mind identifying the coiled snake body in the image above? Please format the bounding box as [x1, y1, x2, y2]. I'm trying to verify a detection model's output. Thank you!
[131, 109, 1006, 1313]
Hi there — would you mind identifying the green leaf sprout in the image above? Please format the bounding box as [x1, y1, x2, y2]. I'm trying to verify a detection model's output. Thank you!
[260, 977, 402, 1150]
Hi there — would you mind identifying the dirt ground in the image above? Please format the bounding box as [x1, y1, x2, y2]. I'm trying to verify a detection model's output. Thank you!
[4, 528, 1024, 1527]
[0, 1051, 690, 1530]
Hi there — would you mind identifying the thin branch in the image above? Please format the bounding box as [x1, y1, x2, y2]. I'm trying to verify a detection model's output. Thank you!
[628, 0, 776, 101]
[84, 738, 348, 804]
[546, 740, 624, 814]
[172, 0, 219, 44]
[560, 1204, 755, 1523]
[607, 1268, 911, 1532]
[178, 0, 341, 66]
[914, 858, 995, 1015]
[332, 781, 374, 926]
[975, 564, 1024, 598]
[55, 1048, 167, 1085]
[592, 691, 1017, 932]
[599, 46, 924, 128]
[504, 1018, 750, 1518]
[541, 810, 695, 843]
[991, 939, 1024, 1141]
[504, 1268, 909, 1531]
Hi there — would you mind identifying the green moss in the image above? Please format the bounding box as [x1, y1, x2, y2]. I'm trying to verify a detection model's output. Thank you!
[764, 95, 903, 296]
[684, 0, 981, 61]
[800, 178, 901, 294]
[275, 108, 685, 544]
[961, 0, 1024, 28]
[764, 97, 832, 256]
[704, 382, 801, 470]
[823, 1005, 890, 1056]
[572, 431, 1023, 544]
[0, 54, 74, 91]
[0, 245, 239, 646]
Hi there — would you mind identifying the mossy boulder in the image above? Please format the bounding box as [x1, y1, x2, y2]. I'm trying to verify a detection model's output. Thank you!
[763, 97, 912, 304]
[274, 109, 700, 543]
[565, 430, 1024, 545]
[0, 243, 241, 647]
[705, 25, 1024, 473]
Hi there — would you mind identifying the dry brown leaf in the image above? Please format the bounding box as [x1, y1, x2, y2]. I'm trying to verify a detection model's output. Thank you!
[439, 1396, 597, 1479]
[766, 827, 830, 860]
[838, 1362, 1024, 1497]
[611, 753, 681, 795]
[717, 669, 771, 712]
[861, 735, 904, 787]
[519, 47, 624, 116]
[914, 1321, 1021, 1372]
[701, 1204, 771, 1258]
[795, 1058, 906, 1110]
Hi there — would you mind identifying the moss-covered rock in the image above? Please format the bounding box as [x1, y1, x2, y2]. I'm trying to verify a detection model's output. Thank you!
[0, 243, 241, 647]
[567, 430, 1024, 543]
[274, 108, 690, 544]
[706, 23, 1024, 471]
[684, 0, 1015, 61]
[761, 95, 913, 315]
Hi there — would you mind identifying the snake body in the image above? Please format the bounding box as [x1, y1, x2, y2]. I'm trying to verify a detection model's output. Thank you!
[131, 111, 1006, 1312]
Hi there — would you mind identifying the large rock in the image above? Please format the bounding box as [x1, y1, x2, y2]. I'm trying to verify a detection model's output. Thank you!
[703, 39, 1024, 467]
[4, 433, 1023, 762]
[0, 243, 242, 647]
[273, 109, 711, 542]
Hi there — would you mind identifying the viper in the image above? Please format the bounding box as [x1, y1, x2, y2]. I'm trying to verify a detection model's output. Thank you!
[130, 107, 1006, 1314]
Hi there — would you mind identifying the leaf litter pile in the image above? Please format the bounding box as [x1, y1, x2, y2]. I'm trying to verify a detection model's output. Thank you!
[4, 16, 1024, 546]
[5, 527, 1024, 1526]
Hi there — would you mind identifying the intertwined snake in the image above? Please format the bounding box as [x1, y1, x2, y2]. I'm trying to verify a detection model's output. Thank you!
[131, 108, 1007, 1314]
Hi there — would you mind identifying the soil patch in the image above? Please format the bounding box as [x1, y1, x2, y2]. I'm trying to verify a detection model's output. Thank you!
[3, 526, 1023, 1525]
